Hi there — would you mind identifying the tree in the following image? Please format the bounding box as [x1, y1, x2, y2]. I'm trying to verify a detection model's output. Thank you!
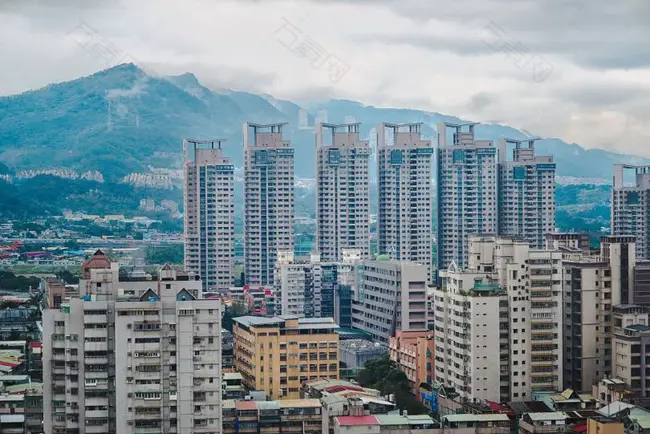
[64, 239, 80, 250]
[56, 269, 79, 284]
[221, 301, 248, 332]
[357, 355, 429, 415]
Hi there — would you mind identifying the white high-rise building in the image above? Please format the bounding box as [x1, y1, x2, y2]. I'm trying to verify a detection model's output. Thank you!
[436, 122, 498, 271]
[183, 138, 235, 292]
[498, 138, 556, 249]
[351, 257, 429, 344]
[612, 164, 650, 260]
[316, 122, 371, 261]
[435, 235, 564, 402]
[42, 251, 222, 434]
[274, 251, 322, 318]
[243, 122, 295, 285]
[377, 123, 433, 280]
[434, 267, 508, 403]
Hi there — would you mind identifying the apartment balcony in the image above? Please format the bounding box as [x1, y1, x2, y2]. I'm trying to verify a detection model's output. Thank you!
[85, 423, 110, 433]
[85, 409, 109, 419]
[84, 314, 107, 324]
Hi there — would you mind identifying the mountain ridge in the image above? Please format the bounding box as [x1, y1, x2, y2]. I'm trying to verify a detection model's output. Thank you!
[0, 63, 647, 181]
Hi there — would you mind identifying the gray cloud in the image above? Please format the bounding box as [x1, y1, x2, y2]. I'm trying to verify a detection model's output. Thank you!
[1, 0, 649, 156]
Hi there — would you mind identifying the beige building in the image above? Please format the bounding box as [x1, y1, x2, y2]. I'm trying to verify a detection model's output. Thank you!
[243, 122, 295, 286]
[183, 138, 235, 292]
[351, 258, 429, 344]
[43, 251, 223, 434]
[377, 123, 433, 281]
[563, 236, 636, 392]
[233, 315, 340, 400]
[316, 122, 371, 262]
[613, 305, 650, 397]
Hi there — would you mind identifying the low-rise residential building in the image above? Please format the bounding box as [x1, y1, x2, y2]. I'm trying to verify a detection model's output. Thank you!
[519, 412, 570, 434]
[233, 315, 340, 400]
[222, 398, 325, 434]
[339, 339, 386, 374]
[333, 414, 438, 434]
[222, 372, 245, 400]
[388, 330, 434, 395]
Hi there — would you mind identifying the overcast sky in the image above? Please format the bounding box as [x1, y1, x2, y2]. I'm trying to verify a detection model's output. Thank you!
[1, 0, 649, 155]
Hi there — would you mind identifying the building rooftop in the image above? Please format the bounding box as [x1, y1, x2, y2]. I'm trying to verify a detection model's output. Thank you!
[443, 414, 510, 423]
[336, 415, 379, 426]
[626, 324, 650, 332]
[375, 414, 434, 426]
[278, 399, 322, 408]
[526, 412, 569, 422]
[234, 315, 339, 330]
[339, 339, 386, 352]
[223, 372, 243, 381]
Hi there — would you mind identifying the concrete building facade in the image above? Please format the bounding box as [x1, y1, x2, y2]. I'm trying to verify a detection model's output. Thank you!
[435, 235, 565, 402]
[183, 138, 235, 292]
[232, 316, 340, 400]
[612, 304, 650, 397]
[498, 138, 556, 249]
[436, 123, 498, 271]
[388, 330, 435, 395]
[612, 164, 650, 260]
[243, 123, 295, 286]
[376, 123, 433, 281]
[316, 123, 371, 262]
[42, 251, 223, 434]
[562, 236, 635, 392]
[351, 258, 429, 344]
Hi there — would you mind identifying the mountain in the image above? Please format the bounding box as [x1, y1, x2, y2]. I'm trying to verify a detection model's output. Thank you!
[1, 63, 649, 182]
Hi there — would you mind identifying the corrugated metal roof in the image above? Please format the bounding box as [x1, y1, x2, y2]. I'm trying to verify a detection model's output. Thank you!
[235, 400, 257, 411]
[256, 401, 280, 410]
[527, 412, 568, 422]
[443, 414, 510, 423]
[278, 399, 321, 408]
[336, 416, 378, 426]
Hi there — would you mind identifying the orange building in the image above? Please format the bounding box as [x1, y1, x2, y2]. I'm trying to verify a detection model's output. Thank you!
[388, 330, 434, 395]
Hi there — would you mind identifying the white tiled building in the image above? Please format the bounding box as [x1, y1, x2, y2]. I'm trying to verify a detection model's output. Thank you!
[243, 122, 295, 286]
[434, 235, 564, 402]
[377, 123, 433, 281]
[316, 122, 371, 262]
[498, 138, 556, 249]
[183, 138, 235, 292]
[612, 164, 650, 260]
[436, 123, 498, 271]
[42, 251, 223, 434]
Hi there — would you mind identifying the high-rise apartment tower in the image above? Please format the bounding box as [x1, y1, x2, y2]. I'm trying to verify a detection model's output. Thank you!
[377, 123, 433, 280]
[436, 122, 497, 270]
[243, 123, 295, 285]
[316, 122, 371, 261]
[183, 138, 235, 292]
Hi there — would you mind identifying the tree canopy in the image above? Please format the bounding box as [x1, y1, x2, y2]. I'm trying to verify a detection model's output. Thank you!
[356, 355, 429, 415]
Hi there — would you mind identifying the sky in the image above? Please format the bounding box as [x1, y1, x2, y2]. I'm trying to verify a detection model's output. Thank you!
[0, 0, 649, 155]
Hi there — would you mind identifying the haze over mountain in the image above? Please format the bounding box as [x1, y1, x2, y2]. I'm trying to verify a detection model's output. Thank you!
[0, 63, 648, 181]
